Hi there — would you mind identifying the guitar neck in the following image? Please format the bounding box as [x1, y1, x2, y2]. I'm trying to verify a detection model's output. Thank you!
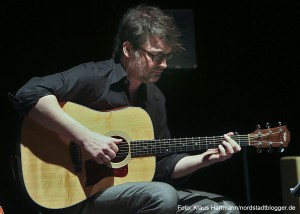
[130, 135, 249, 157]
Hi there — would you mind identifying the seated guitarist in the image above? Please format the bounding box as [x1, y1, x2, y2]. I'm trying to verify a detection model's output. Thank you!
[9, 4, 241, 214]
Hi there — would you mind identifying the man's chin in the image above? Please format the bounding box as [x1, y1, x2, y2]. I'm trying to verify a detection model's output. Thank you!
[148, 75, 161, 83]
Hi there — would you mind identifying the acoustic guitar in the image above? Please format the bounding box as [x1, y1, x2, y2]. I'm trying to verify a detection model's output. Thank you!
[18, 102, 290, 209]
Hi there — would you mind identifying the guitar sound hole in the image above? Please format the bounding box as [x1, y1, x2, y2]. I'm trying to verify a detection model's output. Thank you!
[111, 136, 129, 164]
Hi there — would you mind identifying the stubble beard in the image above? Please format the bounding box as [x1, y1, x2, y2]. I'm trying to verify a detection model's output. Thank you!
[131, 56, 162, 84]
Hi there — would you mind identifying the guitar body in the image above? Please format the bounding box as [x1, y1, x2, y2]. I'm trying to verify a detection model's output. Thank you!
[19, 102, 155, 209]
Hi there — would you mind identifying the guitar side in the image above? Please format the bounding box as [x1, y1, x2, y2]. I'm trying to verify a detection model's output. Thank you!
[19, 102, 155, 209]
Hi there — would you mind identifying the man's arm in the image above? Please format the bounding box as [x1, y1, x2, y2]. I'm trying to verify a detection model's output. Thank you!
[28, 94, 121, 164]
[171, 133, 241, 179]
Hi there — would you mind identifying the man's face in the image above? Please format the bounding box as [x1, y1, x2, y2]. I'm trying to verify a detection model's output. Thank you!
[127, 36, 172, 84]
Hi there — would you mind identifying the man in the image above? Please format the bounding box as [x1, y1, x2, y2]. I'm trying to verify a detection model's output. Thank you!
[9, 4, 241, 214]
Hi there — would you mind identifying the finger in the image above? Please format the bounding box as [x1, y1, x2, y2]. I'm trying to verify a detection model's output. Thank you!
[205, 148, 219, 155]
[224, 134, 234, 143]
[226, 132, 234, 136]
[113, 138, 123, 144]
[218, 146, 232, 161]
[224, 134, 241, 152]
[109, 137, 122, 153]
[103, 147, 117, 160]
[218, 144, 226, 156]
[98, 153, 111, 163]
[109, 141, 119, 153]
[222, 140, 234, 154]
[233, 143, 241, 152]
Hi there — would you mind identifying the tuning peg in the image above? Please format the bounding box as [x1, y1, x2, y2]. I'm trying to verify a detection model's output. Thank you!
[278, 123, 284, 132]
[266, 122, 273, 134]
[268, 142, 273, 153]
[278, 142, 285, 153]
[256, 142, 263, 154]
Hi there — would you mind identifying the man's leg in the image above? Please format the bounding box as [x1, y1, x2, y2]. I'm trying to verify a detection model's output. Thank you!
[177, 189, 240, 214]
[65, 182, 178, 214]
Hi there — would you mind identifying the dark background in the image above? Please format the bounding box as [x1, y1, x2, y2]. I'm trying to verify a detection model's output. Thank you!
[1, 0, 299, 213]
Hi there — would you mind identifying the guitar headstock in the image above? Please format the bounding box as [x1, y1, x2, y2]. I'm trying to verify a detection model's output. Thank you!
[249, 124, 291, 153]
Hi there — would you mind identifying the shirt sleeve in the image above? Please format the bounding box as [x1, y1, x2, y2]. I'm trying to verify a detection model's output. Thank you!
[154, 153, 192, 187]
[8, 63, 104, 116]
[8, 73, 65, 115]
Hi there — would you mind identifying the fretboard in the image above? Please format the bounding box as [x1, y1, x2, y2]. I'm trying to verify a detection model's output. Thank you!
[130, 135, 249, 157]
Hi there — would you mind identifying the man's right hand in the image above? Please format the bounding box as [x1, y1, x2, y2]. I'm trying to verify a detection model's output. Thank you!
[80, 131, 122, 164]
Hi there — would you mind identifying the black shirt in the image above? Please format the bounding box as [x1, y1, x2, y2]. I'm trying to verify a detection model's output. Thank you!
[9, 59, 189, 185]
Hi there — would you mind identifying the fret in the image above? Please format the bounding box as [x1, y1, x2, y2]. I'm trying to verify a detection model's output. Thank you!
[206, 136, 214, 149]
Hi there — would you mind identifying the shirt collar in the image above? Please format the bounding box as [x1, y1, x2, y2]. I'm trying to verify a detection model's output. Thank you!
[111, 59, 127, 84]
[110, 58, 147, 108]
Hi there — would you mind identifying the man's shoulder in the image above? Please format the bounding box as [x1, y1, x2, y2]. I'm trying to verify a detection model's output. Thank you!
[76, 59, 121, 79]
[82, 59, 114, 71]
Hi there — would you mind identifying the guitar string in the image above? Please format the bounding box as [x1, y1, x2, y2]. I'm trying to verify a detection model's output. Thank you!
[112, 134, 279, 155]
[115, 133, 285, 157]
[117, 140, 264, 157]
[77, 133, 285, 159]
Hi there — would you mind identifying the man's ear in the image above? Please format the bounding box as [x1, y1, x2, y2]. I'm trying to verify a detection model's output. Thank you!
[122, 41, 132, 57]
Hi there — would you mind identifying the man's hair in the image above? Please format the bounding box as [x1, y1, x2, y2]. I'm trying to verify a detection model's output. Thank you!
[113, 4, 184, 62]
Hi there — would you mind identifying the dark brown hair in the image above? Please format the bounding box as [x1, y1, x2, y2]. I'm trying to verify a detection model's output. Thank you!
[113, 4, 184, 62]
